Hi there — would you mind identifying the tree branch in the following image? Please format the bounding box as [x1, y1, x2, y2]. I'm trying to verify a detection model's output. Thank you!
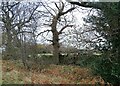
[37, 30, 52, 37]
[41, 34, 53, 42]
[68, 2, 100, 9]
[61, 7, 76, 15]
[59, 25, 73, 34]
[55, 3, 60, 10]
[41, 2, 54, 16]
[17, 31, 33, 34]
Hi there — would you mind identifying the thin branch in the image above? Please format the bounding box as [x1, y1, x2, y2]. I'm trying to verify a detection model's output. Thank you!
[87, 8, 94, 16]
[81, 29, 96, 34]
[69, 2, 101, 9]
[37, 30, 52, 37]
[59, 25, 73, 34]
[45, 2, 57, 15]
[41, 2, 54, 16]
[61, 7, 76, 15]
[14, 4, 39, 27]
[60, 2, 65, 12]
[17, 31, 33, 34]
[26, 5, 39, 23]
[41, 34, 53, 42]
[43, 23, 51, 26]
[55, 3, 60, 10]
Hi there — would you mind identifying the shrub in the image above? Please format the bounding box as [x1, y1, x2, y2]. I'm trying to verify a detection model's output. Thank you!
[93, 52, 120, 84]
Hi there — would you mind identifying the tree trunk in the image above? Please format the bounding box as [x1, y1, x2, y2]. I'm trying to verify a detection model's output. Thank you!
[6, 32, 12, 59]
[52, 31, 59, 64]
[20, 34, 29, 70]
[2, 6, 13, 59]
[5, 23, 13, 59]
[50, 2, 75, 64]
[52, 16, 60, 64]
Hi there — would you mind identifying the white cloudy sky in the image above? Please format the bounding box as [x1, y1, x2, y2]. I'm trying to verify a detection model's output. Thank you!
[1, 0, 119, 2]
[36, 0, 97, 46]
[1, 0, 117, 49]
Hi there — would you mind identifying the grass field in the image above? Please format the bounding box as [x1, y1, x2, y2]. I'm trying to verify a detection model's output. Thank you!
[1, 59, 105, 84]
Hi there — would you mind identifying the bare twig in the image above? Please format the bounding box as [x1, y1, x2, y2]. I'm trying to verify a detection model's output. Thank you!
[37, 30, 52, 37]
[41, 2, 54, 16]
[55, 3, 60, 10]
[59, 25, 73, 34]
[61, 7, 76, 15]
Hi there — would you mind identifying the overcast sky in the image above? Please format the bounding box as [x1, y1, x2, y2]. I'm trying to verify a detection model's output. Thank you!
[35, 0, 102, 49]
[1, 0, 120, 2]
[36, 0, 92, 44]
[1, 0, 116, 49]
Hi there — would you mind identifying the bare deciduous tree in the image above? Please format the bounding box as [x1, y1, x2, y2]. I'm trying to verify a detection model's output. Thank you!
[1, 2, 42, 69]
[37, 0, 77, 64]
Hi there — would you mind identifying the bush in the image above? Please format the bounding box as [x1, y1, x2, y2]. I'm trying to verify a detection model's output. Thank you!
[76, 54, 101, 67]
[93, 52, 120, 84]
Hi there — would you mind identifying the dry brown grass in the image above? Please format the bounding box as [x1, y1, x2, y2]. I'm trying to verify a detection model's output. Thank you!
[2, 60, 105, 84]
